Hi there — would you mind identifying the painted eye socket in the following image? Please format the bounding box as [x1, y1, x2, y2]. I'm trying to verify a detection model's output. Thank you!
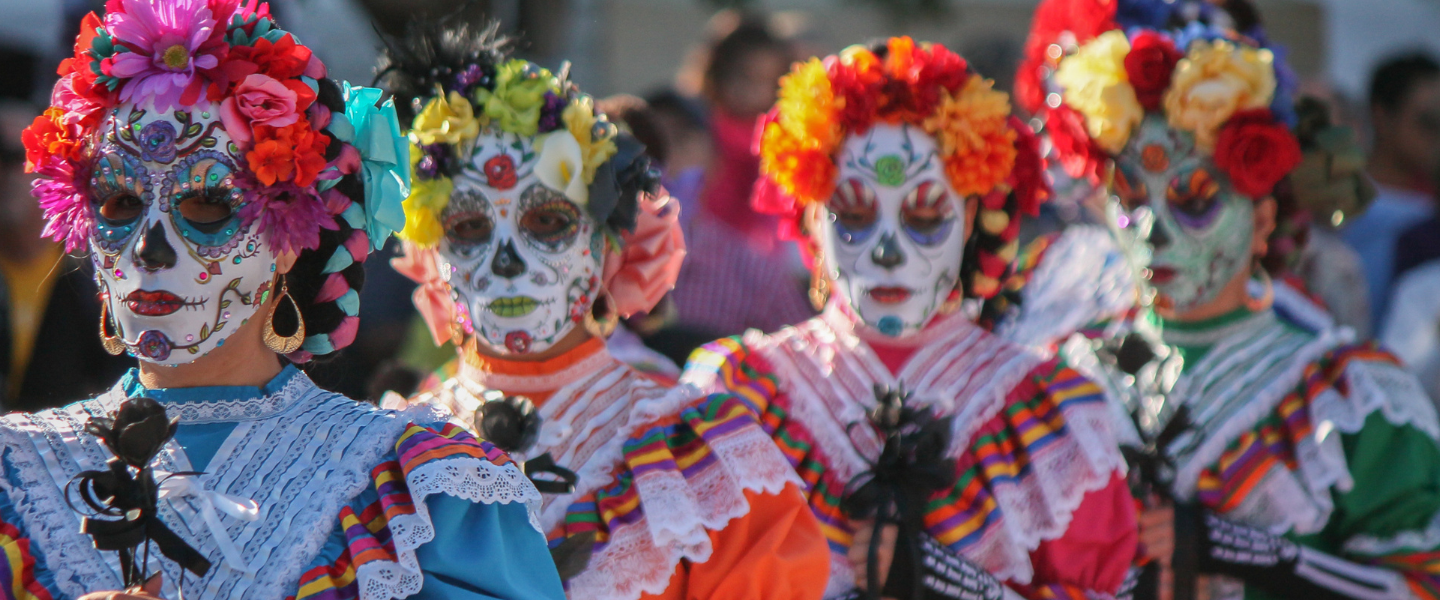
[901, 180, 956, 246]
[1113, 164, 1149, 210]
[176, 189, 234, 233]
[98, 193, 145, 224]
[1166, 167, 1223, 228]
[518, 185, 581, 250]
[446, 213, 495, 246]
[828, 178, 877, 244]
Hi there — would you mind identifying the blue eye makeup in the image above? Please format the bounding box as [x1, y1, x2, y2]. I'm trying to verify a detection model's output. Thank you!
[90, 152, 149, 252]
[829, 178, 878, 245]
[901, 180, 956, 247]
[167, 153, 246, 254]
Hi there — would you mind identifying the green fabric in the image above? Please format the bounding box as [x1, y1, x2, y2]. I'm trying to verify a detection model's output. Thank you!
[1159, 307, 1307, 366]
[1239, 412, 1440, 600]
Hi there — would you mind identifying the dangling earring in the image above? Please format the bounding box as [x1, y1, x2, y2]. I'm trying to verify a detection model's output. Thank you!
[584, 290, 619, 338]
[1245, 261, 1275, 312]
[99, 302, 126, 356]
[263, 275, 306, 354]
[809, 251, 831, 312]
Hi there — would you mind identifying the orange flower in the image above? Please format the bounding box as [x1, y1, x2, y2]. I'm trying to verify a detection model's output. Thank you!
[246, 120, 331, 187]
[922, 75, 1017, 196]
[759, 118, 836, 205]
[21, 108, 85, 172]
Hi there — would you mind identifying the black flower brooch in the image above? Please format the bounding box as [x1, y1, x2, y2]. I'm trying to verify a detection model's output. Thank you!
[69, 396, 210, 588]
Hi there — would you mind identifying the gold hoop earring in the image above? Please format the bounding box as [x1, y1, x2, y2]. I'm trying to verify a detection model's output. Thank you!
[263, 275, 306, 354]
[99, 302, 126, 356]
[584, 290, 619, 339]
[809, 251, 831, 312]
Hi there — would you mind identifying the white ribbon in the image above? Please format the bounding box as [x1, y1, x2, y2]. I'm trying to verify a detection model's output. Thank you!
[157, 472, 261, 575]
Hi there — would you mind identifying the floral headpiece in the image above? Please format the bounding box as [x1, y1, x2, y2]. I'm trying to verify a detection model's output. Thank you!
[754, 37, 1049, 300]
[1019, 0, 1302, 199]
[379, 25, 658, 250]
[23, 0, 409, 256]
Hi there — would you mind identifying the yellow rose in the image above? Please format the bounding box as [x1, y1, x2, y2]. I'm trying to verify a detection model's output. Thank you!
[561, 95, 618, 185]
[1056, 30, 1142, 153]
[1163, 40, 1276, 151]
[397, 176, 453, 247]
[411, 91, 481, 146]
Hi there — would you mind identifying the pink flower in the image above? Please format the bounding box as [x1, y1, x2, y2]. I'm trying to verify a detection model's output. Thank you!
[220, 74, 305, 146]
[31, 156, 94, 253]
[105, 0, 231, 110]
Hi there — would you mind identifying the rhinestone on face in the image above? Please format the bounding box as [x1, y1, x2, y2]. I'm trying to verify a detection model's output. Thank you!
[222, 311, 231, 320]
[186, 334, 194, 342]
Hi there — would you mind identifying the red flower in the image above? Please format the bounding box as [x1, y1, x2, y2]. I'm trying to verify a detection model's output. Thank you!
[246, 120, 330, 186]
[1124, 32, 1182, 111]
[1018, 0, 1117, 113]
[484, 155, 518, 190]
[209, 33, 313, 100]
[1007, 116, 1050, 216]
[1045, 104, 1108, 183]
[21, 108, 87, 172]
[58, 12, 103, 77]
[1213, 109, 1302, 199]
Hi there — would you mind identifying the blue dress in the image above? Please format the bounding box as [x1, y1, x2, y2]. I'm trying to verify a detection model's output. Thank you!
[0, 366, 565, 600]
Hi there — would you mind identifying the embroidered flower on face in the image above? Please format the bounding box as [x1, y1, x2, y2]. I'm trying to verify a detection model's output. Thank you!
[136, 329, 172, 362]
[484, 154, 518, 190]
[138, 120, 179, 163]
[104, 0, 230, 111]
[1163, 39, 1277, 152]
[412, 91, 480, 146]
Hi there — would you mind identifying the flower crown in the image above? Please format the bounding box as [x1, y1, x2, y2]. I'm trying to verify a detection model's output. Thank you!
[23, 0, 409, 256]
[392, 56, 654, 249]
[754, 37, 1049, 300]
[1020, 0, 1302, 198]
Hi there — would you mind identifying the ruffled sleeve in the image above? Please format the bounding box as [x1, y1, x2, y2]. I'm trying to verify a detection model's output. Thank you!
[548, 391, 822, 600]
[0, 460, 56, 600]
[292, 423, 562, 600]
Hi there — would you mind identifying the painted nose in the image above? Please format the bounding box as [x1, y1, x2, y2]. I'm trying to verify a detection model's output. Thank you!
[491, 239, 526, 278]
[134, 221, 177, 271]
[1147, 219, 1172, 251]
[870, 232, 906, 270]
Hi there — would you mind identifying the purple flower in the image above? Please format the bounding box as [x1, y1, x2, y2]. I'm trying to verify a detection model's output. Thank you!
[238, 180, 339, 256]
[416, 143, 459, 179]
[136, 330, 172, 361]
[105, 0, 231, 111]
[31, 156, 94, 253]
[537, 92, 566, 133]
[139, 120, 178, 163]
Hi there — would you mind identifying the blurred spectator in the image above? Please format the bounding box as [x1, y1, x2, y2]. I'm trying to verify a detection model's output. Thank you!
[1381, 261, 1440, 406]
[644, 90, 711, 224]
[0, 101, 130, 411]
[662, 14, 813, 361]
[1343, 52, 1440, 330]
[1392, 153, 1440, 281]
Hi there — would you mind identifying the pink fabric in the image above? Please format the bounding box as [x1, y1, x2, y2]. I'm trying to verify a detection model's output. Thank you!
[392, 242, 458, 346]
[601, 190, 687, 318]
[1024, 473, 1139, 595]
[700, 110, 780, 248]
[343, 229, 369, 264]
[329, 315, 360, 348]
[314, 272, 349, 303]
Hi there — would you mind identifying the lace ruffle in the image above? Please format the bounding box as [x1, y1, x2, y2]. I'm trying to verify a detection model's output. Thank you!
[999, 225, 1137, 351]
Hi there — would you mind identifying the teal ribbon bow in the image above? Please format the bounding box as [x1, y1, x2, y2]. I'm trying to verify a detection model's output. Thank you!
[331, 82, 411, 252]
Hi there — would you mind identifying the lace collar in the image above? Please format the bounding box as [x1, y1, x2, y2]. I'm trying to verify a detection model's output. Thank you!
[116, 365, 311, 424]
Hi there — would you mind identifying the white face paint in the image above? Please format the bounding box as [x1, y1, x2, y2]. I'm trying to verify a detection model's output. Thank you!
[820, 123, 969, 337]
[434, 131, 605, 355]
[89, 101, 278, 365]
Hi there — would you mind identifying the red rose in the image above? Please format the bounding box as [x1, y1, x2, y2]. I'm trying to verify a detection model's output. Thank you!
[1007, 116, 1050, 216]
[1124, 32, 1182, 111]
[1213, 109, 1302, 199]
[1045, 105, 1108, 184]
[484, 155, 518, 190]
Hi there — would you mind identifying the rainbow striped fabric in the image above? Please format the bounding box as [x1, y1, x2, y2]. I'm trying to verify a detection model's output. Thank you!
[291, 423, 516, 600]
[0, 520, 49, 600]
[688, 333, 1131, 597]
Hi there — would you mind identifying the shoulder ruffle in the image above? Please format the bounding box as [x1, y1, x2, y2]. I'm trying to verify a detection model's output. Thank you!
[296, 423, 542, 600]
[549, 384, 802, 600]
[998, 225, 1137, 351]
[1193, 343, 1440, 536]
[686, 335, 1127, 589]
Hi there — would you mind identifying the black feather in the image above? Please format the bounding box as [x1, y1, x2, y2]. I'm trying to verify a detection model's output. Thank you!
[375, 17, 510, 124]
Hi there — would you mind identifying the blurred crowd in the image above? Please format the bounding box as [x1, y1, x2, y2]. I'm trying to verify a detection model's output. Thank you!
[3, 0, 1440, 410]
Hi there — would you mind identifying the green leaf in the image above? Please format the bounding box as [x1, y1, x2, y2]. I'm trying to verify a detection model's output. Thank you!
[220, 299, 232, 309]
[174, 110, 190, 123]
[184, 123, 202, 138]
[199, 324, 210, 339]
[214, 321, 226, 333]
[127, 109, 145, 124]
[201, 137, 217, 148]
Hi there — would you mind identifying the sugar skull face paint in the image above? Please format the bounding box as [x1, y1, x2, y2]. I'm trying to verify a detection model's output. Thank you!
[434, 131, 605, 355]
[819, 123, 970, 337]
[90, 101, 278, 365]
[1107, 115, 1255, 312]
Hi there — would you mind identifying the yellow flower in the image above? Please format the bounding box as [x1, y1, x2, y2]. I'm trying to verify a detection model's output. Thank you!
[1164, 39, 1276, 151]
[397, 176, 453, 247]
[1055, 30, 1142, 154]
[411, 92, 480, 146]
[776, 59, 841, 150]
[921, 74, 1017, 196]
[561, 95, 619, 185]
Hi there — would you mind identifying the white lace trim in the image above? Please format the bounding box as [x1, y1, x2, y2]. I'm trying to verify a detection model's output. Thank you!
[999, 225, 1138, 351]
[354, 455, 542, 600]
[159, 372, 313, 424]
[1344, 507, 1440, 556]
[694, 309, 1127, 586]
[420, 361, 800, 600]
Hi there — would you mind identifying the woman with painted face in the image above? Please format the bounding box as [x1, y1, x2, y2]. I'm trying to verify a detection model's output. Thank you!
[1022, 0, 1440, 598]
[1, 2, 564, 599]
[680, 38, 1140, 600]
[381, 19, 830, 600]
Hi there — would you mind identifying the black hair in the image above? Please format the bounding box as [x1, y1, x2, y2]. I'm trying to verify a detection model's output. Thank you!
[1370, 52, 1440, 113]
[701, 16, 793, 99]
[278, 77, 370, 361]
[377, 16, 661, 236]
[644, 90, 708, 132]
